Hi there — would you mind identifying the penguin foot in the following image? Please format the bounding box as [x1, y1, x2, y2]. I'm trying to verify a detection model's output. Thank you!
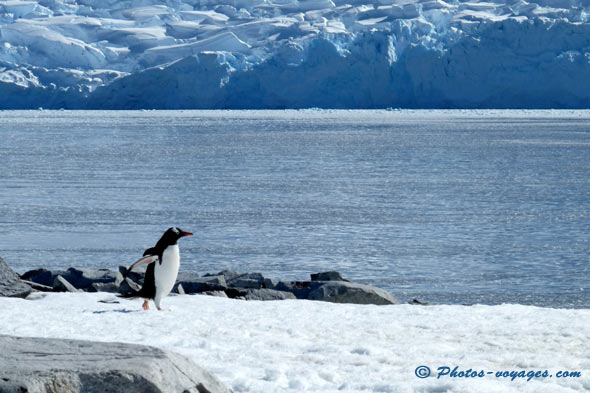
[142, 300, 150, 310]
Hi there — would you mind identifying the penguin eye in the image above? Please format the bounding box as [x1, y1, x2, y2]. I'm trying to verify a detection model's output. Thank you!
[172, 227, 180, 234]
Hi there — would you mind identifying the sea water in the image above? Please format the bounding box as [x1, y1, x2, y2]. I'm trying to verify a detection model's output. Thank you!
[1, 110, 589, 307]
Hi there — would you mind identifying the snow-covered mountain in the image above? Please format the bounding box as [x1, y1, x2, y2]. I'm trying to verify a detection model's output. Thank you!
[1, 0, 589, 108]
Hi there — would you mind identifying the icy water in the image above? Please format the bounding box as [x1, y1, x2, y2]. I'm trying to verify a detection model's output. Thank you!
[1, 110, 589, 308]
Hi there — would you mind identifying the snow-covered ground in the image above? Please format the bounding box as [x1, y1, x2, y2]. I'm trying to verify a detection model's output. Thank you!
[1, 0, 590, 108]
[1, 293, 589, 392]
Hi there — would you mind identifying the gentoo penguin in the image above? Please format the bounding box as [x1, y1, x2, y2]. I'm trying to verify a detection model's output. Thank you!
[120, 227, 192, 310]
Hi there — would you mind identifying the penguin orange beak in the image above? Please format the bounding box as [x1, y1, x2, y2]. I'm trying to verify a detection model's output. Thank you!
[182, 231, 193, 237]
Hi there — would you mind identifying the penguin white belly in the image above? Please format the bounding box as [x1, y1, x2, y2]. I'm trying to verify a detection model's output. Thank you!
[154, 244, 180, 308]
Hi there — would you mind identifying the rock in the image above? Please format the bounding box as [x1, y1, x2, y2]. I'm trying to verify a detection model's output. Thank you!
[310, 271, 348, 282]
[244, 288, 296, 301]
[273, 280, 322, 299]
[199, 290, 228, 298]
[227, 272, 266, 289]
[0, 257, 32, 298]
[263, 278, 274, 289]
[0, 334, 232, 393]
[176, 272, 201, 281]
[223, 288, 247, 298]
[205, 270, 239, 281]
[409, 299, 432, 306]
[89, 282, 120, 293]
[23, 267, 119, 292]
[118, 277, 142, 294]
[21, 279, 53, 292]
[53, 275, 81, 293]
[177, 275, 228, 294]
[308, 281, 398, 305]
[61, 267, 118, 290]
[176, 283, 185, 295]
[20, 268, 60, 287]
[119, 265, 144, 284]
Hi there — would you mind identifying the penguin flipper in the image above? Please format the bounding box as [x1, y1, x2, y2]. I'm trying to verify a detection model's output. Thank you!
[128, 255, 159, 272]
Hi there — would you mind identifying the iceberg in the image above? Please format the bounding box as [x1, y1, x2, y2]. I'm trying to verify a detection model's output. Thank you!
[1, 0, 589, 108]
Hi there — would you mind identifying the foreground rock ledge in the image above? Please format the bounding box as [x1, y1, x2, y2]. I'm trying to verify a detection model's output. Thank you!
[0, 335, 232, 393]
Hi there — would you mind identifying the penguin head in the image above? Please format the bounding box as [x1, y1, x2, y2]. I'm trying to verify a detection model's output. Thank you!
[159, 227, 193, 246]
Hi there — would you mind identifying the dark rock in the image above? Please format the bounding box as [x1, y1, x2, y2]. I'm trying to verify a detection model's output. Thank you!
[244, 288, 296, 301]
[227, 272, 266, 289]
[176, 275, 227, 294]
[119, 265, 144, 284]
[24, 267, 119, 292]
[228, 278, 260, 289]
[308, 281, 398, 305]
[223, 288, 246, 298]
[310, 271, 348, 282]
[118, 277, 142, 294]
[409, 299, 432, 306]
[21, 280, 53, 292]
[61, 267, 118, 290]
[53, 275, 81, 293]
[176, 272, 201, 282]
[204, 270, 240, 281]
[263, 278, 274, 289]
[199, 290, 228, 298]
[0, 257, 32, 298]
[273, 280, 323, 299]
[20, 268, 60, 287]
[0, 334, 232, 393]
[89, 282, 120, 293]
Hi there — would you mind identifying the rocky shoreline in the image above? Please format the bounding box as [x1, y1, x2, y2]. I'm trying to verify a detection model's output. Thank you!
[0, 255, 415, 393]
[1, 256, 402, 306]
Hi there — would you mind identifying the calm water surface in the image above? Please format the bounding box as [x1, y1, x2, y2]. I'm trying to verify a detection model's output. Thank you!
[1, 110, 589, 307]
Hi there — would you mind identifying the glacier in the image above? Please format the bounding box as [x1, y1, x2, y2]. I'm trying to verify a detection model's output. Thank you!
[1, 0, 590, 108]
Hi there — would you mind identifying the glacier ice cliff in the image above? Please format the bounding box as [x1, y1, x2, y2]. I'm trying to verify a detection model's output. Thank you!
[1, 0, 590, 109]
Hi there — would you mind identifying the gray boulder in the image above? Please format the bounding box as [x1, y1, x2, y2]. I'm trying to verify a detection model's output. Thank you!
[0, 334, 232, 393]
[22, 280, 53, 292]
[0, 257, 32, 298]
[308, 281, 398, 305]
[198, 290, 228, 298]
[273, 281, 323, 299]
[118, 277, 142, 295]
[118, 265, 144, 284]
[53, 275, 81, 293]
[20, 268, 61, 287]
[176, 275, 228, 294]
[61, 267, 118, 290]
[88, 282, 120, 293]
[244, 288, 296, 301]
[227, 273, 266, 289]
[23, 267, 119, 292]
[310, 271, 348, 282]
[204, 270, 240, 281]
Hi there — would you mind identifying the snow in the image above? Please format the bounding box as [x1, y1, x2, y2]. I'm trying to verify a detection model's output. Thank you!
[1, 293, 589, 392]
[1, 0, 590, 108]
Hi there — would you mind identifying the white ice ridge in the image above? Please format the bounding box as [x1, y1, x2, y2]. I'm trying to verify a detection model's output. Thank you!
[1, 0, 590, 108]
[1, 293, 589, 393]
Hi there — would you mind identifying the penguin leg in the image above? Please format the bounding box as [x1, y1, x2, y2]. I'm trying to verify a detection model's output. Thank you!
[142, 300, 150, 310]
